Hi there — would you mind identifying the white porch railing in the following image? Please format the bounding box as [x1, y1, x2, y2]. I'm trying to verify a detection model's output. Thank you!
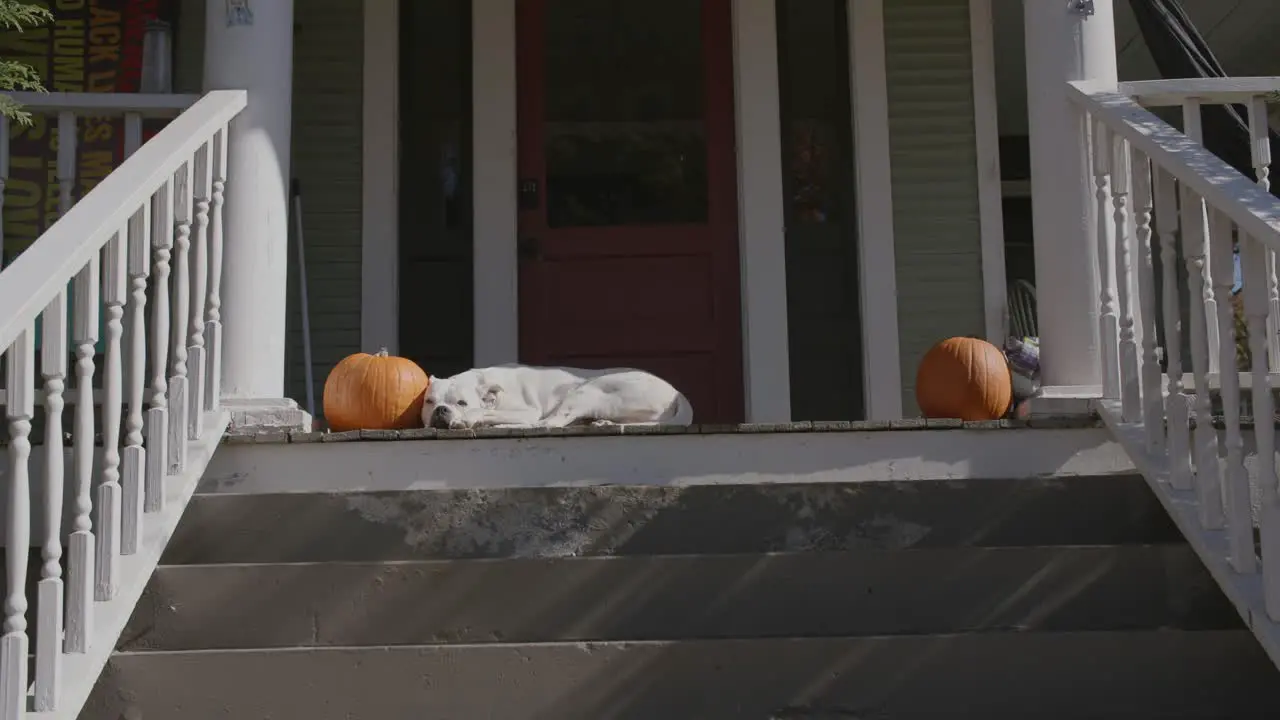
[0, 90, 244, 718]
[1070, 77, 1280, 668]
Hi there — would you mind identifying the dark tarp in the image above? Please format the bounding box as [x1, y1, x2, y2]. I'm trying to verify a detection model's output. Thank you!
[1128, 0, 1280, 194]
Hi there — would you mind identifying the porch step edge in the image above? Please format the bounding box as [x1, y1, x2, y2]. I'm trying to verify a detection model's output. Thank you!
[86, 631, 1280, 720]
[121, 546, 1238, 652]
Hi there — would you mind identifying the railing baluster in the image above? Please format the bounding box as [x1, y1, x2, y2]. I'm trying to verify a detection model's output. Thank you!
[34, 290, 67, 711]
[1154, 167, 1193, 490]
[1, 325, 34, 720]
[1130, 147, 1164, 452]
[122, 205, 150, 555]
[188, 143, 211, 439]
[1242, 234, 1280, 620]
[96, 230, 127, 600]
[123, 112, 142, 158]
[205, 127, 227, 412]
[1247, 95, 1280, 371]
[1182, 99, 1222, 375]
[65, 257, 99, 653]
[1209, 210, 1254, 575]
[1112, 134, 1140, 421]
[1092, 117, 1120, 400]
[168, 161, 192, 475]
[1180, 182, 1225, 529]
[147, 181, 173, 512]
[57, 112, 76, 216]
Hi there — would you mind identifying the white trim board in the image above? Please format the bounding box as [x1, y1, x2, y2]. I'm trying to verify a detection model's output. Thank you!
[848, 0, 903, 420]
[969, 0, 1008, 343]
[361, 0, 400, 354]
[471, 0, 520, 366]
[201, 428, 1133, 494]
[732, 0, 791, 423]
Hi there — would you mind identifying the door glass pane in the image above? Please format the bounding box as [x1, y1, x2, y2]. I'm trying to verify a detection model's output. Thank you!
[544, 0, 708, 228]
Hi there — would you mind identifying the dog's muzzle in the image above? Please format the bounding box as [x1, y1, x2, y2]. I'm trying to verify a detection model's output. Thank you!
[428, 405, 454, 429]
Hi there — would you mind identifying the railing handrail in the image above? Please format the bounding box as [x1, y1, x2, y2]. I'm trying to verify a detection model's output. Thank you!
[1119, 76, 1280, 107]
[0, 89, 245, 354]
[1068, 80, 1280, 253]
[3, 91, 200, 117]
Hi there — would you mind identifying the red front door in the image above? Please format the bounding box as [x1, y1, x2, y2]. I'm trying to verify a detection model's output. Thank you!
[515, 0, 744, 423]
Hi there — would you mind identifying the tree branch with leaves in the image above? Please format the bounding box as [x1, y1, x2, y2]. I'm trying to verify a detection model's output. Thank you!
[0, 0, 51, 125]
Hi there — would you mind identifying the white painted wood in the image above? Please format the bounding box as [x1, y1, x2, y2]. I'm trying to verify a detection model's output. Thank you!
[169, 161, 192, 475]
[0, 92, 246, 356]
[1154, 167, 1193, 491]
[205, 0, 293, 401]
[35, 291, 67, 711]
[3, 91, 197, 116]
[1022, 0, 1117, 389]
[471, 0, 519, 367]
[848, 0, 901, 420]
[65, 256, 98, 655]
[205, 127, 227, 413]
[1120, 77, 1280, 108]
[147, 181, 173, 513]
[204, 427, 1133, 495]
[1096, 400, 1280, 675]
[1178, 180, 1226, 531]
[122, 206, 150, 556]
[124, 112, 142, 158]
[361, 0, 400, 355]
[96, 231, 127, 602]
[1242, 234, 1280, 620]
[188, 143, 211, 440]
[1066, 83, 1280, 251]
[1110, 134, 1140, 420]
[27, 413, 229, 720]
[969, 0, 1006, 345]
[1091, 119, 1120, 400]
[731, 0, 790, 423]
[1247, 96, 1280, 371]
[1209, 209, 1254, 575]
[57, 112, 76, 216]
[1130, 149, 1164, 453]
[1181, 100, 1222, 375]
[1, 324, 33, 720]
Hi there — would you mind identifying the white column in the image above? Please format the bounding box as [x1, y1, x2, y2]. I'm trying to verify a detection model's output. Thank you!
[732, 0, 791, 423]
[1023, 0, 1118, 388]
[203, 0, 294, 400]
[471, 0, 519, 366]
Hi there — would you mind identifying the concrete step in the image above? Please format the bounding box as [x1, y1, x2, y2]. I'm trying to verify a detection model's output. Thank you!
[120, 546, 1238, 652]
[160, 475, 1180, 564]
[85, 632, 1280, 719]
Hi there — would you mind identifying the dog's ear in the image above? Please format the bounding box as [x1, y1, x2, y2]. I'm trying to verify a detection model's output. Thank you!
[481, 383, 503, 408]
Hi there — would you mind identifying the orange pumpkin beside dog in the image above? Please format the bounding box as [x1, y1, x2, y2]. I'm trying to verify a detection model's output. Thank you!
[915, 336, 1011, 421]
[323, 349, 430, 431]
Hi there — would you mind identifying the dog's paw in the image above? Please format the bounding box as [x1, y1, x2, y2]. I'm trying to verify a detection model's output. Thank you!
[590, 419, 617, 427]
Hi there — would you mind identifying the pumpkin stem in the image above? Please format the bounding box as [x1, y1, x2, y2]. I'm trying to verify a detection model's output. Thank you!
[375, 348, 390, 357]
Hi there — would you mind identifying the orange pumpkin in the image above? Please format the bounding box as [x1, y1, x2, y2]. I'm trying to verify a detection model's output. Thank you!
[915, 336, 1012, 421]
[323, 349, 430, 431]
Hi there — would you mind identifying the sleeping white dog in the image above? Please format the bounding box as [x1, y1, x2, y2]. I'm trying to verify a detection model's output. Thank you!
[422, 364, 694, 430]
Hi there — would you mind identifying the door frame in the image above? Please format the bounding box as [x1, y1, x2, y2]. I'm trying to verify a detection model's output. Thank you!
[512, 0, 747, 421]
[361, 0, 1007, 422]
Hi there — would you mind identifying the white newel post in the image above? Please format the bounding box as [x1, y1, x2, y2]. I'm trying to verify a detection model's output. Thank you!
[1022, 0, 1118, 390]
[203, 0, 310, 431]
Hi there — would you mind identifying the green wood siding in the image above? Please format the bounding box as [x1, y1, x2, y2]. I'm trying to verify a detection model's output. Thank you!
[884, 0, 985, 414]
[285, 0, 365, 409]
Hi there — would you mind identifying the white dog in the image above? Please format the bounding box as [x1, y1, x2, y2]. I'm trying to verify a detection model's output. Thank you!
[422, 364, 693, 430]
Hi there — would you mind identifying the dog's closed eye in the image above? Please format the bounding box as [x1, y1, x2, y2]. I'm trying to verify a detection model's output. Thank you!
[457, 400, 469, 407]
